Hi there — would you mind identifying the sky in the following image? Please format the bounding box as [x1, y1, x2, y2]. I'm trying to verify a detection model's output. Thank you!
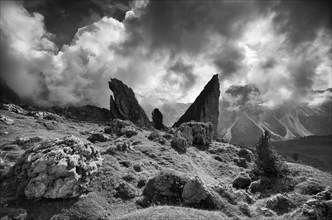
[0, 0, 331, 109]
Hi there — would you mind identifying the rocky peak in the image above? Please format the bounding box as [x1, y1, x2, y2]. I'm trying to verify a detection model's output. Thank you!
[109, 78, 152, 129]
[173, 74, 220, 132]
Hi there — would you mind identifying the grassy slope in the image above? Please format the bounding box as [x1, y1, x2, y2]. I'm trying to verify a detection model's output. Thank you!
[1, 108, 332, 220]
[271, 136, 332, 173]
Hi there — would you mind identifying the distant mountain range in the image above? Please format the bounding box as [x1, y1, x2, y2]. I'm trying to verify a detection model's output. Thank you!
[218, 85, 332, 144]
[147, 85, 331, 144]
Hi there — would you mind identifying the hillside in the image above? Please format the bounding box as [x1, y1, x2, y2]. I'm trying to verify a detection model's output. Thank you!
[1, 103, 332, 220]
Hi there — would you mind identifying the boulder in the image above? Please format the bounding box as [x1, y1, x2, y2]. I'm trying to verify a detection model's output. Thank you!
[148, 130, 166, 144]
[104, 119, 138, 137]
[0, 114, 14, 125]
[115, 182, 138, 200]
[11, 136, 103, 199]
[265, 193, 295, 215]
[232, 173, 251, 189]
[171, 134, 188, 153]
[234, 158, 248, 168]
[142, 171, 188, 205]
[177, 121, 213, 146]
[87, 133, 110, 143]
[249, 177, 271, 193]
[256, 207, 276, 217]
[109, 78, 152, 128]
[182, 176, 210, 204]
[173, 74, 220, 132]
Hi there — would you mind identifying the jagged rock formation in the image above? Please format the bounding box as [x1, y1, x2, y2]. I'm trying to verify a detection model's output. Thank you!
[152, 108, 165, 130]
[177, 121, 213, 146]
[173, 74, 220, 132]
[109, 78, 152, 128]
[0, 78, 20, 104]
[12, 136, 103, 199]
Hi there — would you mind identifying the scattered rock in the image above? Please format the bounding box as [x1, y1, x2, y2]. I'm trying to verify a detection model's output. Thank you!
[87, 132, 110, 143]
[120, 126, 138, 137]
[238, 202, 251, 217]
[0, 115, 14, 125]
[234, 158, 248, 168]
[109, 78, 152, 128]
[0, 207, 27, 220]
[148, 130, 166, 144]
[104, 119, 138, 137]
[214, 156, 223, 162]
[11, 135, 103, 199]
[301, 188, 332, 220]
[177, 121, 213, 147]
[237, 148, 253, 162]
[12, 136, 43, 150]
[116, 140, 131, 151]
[173, 74, 220, 132]
[256, 207, 276, 217]
[182, 176, 210, 204]
[0, 104, 27, 115]
[265, 193, 295, 215]
[28, 111, 63, 122]
[232, 173, 251, 189]
[115, 182, 137, 200]
[119, 160, 132, 168]
[171, 134, 188, 153]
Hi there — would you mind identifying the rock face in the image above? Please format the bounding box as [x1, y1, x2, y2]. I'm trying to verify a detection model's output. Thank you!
[109, 78, 152, 128]
[12, 136, 103, 199]
[173, 74, 220, 132]
[152, 108, 165, 130]
[177, 121, 213, 146]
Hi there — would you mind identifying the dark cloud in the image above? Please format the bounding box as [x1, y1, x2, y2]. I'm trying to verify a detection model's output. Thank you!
[213, 44, 244, 79]
[289, 59, 318, 93]
[260, 58, 277, 69]
[226, 84, 261, 106]
[271, 0, 331, 47]
[23, 0, 130, 47]
[123, 0, 269, 56]
[164, 59, 197, 92]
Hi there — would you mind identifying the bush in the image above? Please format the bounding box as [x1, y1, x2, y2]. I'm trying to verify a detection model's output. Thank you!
[254, 130, 287, 177]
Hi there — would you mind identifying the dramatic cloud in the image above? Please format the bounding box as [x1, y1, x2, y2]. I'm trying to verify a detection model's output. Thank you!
[0, 0, 331, 110]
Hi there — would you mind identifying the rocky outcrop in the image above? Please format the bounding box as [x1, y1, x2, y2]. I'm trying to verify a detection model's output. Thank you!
[104, 119, 138, 137]
[11, 136, 103, 199]
[301, 187, 332, 219]
[177, 121, 213, 146]
[109, 78, 152, 128]
[171, 134, 188, 153]
[152, 108, 165, 130]
[141, 171, 188, 206]
[173, 74, 220, 132]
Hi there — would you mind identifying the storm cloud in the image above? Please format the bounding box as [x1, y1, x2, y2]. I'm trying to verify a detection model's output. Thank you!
[0, 0, 331, 109]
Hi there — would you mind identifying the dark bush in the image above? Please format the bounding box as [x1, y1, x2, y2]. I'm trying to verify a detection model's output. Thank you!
[254, 130, 287, 177]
